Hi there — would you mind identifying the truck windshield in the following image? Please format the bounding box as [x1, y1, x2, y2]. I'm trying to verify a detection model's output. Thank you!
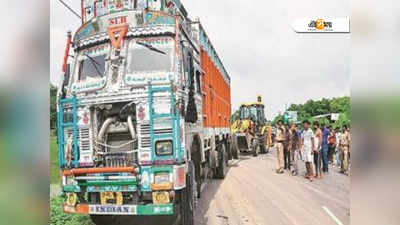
[127, 39, 173, 73]
[78, 54, 106, 80]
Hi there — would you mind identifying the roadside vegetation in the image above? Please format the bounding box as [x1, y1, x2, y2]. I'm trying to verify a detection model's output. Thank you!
[231, 96, 350, 128]
[50, 135, 60, 184]
[50, 86, 60, 184]
[50, 197, 93, 225]
[50, 86, 92, 224]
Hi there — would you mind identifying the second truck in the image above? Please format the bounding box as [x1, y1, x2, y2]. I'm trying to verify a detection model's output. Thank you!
[56, 1, 232, 224]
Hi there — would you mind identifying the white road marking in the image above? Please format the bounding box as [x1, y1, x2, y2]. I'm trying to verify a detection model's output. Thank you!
[323, 206, 344, 225]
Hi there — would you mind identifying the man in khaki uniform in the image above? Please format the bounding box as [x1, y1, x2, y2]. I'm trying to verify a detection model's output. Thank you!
[340, 125, 350, 175]
[275, 120, 286, 174]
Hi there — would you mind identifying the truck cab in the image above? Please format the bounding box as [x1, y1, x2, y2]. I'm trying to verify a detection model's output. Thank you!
[57, 1, 231, 224]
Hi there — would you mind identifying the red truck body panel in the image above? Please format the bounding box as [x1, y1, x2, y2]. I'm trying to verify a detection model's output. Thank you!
[201, 48, 231, 128]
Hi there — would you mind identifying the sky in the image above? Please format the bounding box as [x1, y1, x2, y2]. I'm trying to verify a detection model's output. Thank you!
[50, 0, 350, 119]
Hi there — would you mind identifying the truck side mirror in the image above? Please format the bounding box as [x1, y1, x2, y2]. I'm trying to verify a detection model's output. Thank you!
[63, 64, 70, 88]
[61, 64, 70, 98]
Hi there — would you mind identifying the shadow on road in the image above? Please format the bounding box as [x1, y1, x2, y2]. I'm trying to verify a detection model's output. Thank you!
[194, 154, 258, 225]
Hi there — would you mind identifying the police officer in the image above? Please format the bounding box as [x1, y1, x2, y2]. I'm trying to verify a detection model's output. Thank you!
[284, 123, 291, 170]
[275, 120, 286, 174]
[340, 125, 350, 175]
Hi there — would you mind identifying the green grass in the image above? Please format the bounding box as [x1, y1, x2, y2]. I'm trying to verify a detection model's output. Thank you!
[50, 135, 61, 184]
[50, 197, 93, 225]
[50, 134, 93, 225]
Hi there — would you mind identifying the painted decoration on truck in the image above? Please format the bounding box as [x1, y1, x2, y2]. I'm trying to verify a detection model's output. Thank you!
[75, 23, 97, 41]
[71, 77, 107, 92]
[140, 166, 151, 191]
[75, 11, 144, 41]
[87, 185, 137, 192]
[89, 205, 137, 215]
[125, 72, 173, 85]
[84, 0, 96, 22]
[107, 0, 131, 13]
[95, 0, 107, 17]
[136, 0, 147, 10]
[144, 11, 175, 26]
[148, 0, 162, 11]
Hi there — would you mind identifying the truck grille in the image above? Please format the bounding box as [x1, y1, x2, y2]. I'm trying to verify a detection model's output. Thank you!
[64, 127, 91, 152]
[79, 127, 91, 152]
[155, 128, 173, 134]
[105, 153, 129, 167]
[140, 124, 151, 148]
[140, 123, 173, 149]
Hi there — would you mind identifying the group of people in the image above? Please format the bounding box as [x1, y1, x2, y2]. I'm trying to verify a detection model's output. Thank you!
[274, 120, 350, 181]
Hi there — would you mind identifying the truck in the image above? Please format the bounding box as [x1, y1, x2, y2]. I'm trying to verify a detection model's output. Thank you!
[56, 1, 232, 224]
[231, 95, 270, 157]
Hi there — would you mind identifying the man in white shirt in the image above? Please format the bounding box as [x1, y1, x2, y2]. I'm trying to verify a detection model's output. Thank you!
[301, 120, 314, 181]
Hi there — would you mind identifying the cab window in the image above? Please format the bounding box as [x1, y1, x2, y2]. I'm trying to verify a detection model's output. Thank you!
[78, 54, 106, 81]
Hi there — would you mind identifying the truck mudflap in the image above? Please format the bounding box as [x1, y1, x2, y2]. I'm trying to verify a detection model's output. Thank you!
[64, 203, 174, 215]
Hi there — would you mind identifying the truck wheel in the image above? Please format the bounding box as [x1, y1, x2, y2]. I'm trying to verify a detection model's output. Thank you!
[227, 141, 232, 160]
[232, 143, 239, 159]
[180, 161, 195, 225]
[216, 144, 227, 179]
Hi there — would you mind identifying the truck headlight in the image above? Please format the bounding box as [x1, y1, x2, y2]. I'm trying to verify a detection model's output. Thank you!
[155, 140, 173, 156]
[154, 172, 170, 184]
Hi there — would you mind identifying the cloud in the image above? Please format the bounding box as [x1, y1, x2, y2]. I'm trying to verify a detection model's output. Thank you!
[182, 0, 350, 118]
[50, 0, 350, 118]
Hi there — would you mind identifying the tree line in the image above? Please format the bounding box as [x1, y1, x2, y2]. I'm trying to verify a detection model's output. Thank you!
[50, 86, 57, 130]
[272, 96, 350, 128]
[230, 96, 350, 129]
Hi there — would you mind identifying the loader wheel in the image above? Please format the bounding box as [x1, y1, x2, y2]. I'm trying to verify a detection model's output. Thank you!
[180, 161, 195, 225]
[216, 144, 227, 179]
[260, 144, 266, 154]
[252, 144, 259, 157]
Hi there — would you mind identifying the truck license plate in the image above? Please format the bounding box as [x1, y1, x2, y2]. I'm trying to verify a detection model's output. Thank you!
[100, 192, 123, 205]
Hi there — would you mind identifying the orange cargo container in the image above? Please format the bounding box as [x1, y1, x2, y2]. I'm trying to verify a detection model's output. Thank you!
[201, 48, 231, 129]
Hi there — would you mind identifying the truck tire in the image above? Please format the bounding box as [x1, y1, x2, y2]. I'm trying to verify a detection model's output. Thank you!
[232, 143, 239, 159]
[180, 161, 195, 225]
[216, 144, 227, 179]
[191, 142, 202, 199]
[230, 136, 239, 159]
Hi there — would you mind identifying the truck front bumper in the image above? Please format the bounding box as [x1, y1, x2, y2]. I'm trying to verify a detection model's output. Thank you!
[64, 203, 174, 215]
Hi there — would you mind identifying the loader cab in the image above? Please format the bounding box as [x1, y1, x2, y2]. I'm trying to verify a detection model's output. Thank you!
[239, 103, 265, 124]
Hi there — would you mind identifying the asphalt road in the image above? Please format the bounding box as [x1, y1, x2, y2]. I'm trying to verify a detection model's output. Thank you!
[194, 148, 350, 225]
[51, 147, 350, 225]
